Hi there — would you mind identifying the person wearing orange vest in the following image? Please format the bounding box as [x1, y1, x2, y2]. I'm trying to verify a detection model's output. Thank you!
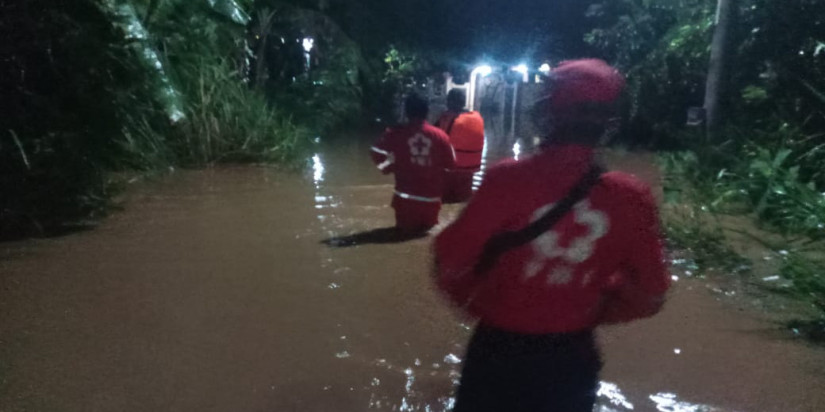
[435, 89, 485, 203]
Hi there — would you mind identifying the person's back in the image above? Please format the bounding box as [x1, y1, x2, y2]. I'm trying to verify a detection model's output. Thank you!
[435, 89, 485, 203]
[436, 144, 667, 332]
[433, 59, 670, 412]
[376, 122, 455, 200]
[371, 94, 455, 233]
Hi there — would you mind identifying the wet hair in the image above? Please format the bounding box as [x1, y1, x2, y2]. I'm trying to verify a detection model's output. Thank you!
[446, 89, 466, 112]
[404, 93, 429, 120]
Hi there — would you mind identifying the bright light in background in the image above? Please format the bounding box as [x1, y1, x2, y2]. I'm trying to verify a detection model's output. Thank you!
[511, 64, 529, 82]
[312, 154, 325, 184]
[467, 65, 493, 111]
[539, 63, 551, 73]
[512, 142, 521, 160]
[302, 37, 315, 53]
[473, 65, 493, 77]
[512, 64, 528, 74]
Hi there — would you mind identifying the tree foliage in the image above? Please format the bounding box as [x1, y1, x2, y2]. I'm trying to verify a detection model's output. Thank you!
[0, 0, 335, 238]
[585, 0, 825, 184]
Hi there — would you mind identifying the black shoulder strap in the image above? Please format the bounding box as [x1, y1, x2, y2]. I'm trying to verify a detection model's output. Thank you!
[445, 110, 469, 135]
[473, 164, 605, 275]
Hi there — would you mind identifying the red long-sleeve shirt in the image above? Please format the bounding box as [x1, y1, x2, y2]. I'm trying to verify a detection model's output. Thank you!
[371, 121, 456, 200]
[434, 144, 670, 334]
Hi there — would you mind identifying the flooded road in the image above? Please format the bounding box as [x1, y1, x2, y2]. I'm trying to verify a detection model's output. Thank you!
[1, 136, 825, 412]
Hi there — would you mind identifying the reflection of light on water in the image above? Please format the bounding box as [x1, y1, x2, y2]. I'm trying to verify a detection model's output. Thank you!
[649, 393, 714, 412]
[443, 353, 461, 364]
[404, 367, 415, 391]
[598, 381, 635, 410]
[312, 154, 325, 184]
[595, 382, 719, 412]
[472, 136, 490, 191]
[365, 358, 458, 412]
[400, 397, 411, 411]
[513, 141, 522, 160]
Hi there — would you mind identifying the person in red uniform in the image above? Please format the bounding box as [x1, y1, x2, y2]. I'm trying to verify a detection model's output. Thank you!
[371, 93, 456, 233]
[433, 59, 670, 412]
[435, 89, 485, 203]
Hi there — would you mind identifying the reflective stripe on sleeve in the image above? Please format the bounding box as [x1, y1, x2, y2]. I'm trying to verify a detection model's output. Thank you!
[377, 159, 393, 170]
[394, 190, 441, 203]
[371, 146, 390, 155]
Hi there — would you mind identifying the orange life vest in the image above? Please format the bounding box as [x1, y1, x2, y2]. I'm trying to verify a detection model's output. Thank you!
[444, 111, 485, 170]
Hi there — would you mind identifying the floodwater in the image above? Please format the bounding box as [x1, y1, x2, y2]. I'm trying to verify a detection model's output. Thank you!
[1, 135, 824, 412]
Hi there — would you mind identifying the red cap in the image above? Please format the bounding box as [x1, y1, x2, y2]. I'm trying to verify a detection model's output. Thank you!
[549, 59, 625, 110]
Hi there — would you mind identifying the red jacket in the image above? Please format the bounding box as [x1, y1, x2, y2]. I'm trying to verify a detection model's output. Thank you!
[434, 145, 670, 334]
[371, 121, 456, 200]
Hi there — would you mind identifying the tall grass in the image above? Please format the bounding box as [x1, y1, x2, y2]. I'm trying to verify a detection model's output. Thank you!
[170, 58, 310, 166]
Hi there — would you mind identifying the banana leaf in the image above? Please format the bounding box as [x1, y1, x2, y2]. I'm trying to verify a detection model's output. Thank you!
[98, 0, 185, 123]
[207, 0, 250, 26]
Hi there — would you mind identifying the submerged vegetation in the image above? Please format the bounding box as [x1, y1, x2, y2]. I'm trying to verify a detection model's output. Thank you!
[660, 145, 825, 341]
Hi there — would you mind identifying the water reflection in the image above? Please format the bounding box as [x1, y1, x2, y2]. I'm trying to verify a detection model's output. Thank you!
[597, 381, 635, 410]
[472, 136, 491, 191]
[313, 153, 325, 184]
[649, 392, 718, 412]
[306, 140, 733, 412]
[360, 355, 461, 411]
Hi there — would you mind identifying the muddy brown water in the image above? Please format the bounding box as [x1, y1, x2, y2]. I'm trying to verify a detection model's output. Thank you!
[1, 137, 824, 412]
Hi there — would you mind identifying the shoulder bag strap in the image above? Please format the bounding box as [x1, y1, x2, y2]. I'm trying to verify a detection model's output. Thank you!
[473, 164, 605, 275]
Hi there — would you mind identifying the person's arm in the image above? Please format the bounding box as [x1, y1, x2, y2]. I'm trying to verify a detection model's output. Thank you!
[599, 184, 670, 324]
[370, 129, 395, 175]
[431, 130, 456, 171]
[434, 170, 504, 307]
[434, 112, 450, 131]
[441, 137, 457, 171]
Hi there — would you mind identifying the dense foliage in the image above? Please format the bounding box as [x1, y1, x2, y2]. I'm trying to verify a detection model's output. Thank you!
[3, 0, 510, 239]
[0, 0, 374, 238]
[587, 0, 825, 334]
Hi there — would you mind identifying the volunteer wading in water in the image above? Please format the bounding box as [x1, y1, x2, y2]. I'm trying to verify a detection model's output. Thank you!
[371, 94, 456, 234]
[434, 59, 671, 412]
[435, 89, 485, 204]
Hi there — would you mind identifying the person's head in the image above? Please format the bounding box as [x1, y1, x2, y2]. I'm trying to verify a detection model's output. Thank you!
[404, 93, 429, 122]
[533, 59, 625, 146]
[446, 89, 466, 112]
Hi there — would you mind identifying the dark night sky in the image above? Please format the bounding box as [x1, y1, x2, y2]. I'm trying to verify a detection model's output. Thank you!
[445, 0, 593, 61]
[341, 0, 594, 67]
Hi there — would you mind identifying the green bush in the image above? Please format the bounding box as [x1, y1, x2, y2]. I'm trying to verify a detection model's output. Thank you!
[0, 0, 332, 239]
[662, 144, 825, 338]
